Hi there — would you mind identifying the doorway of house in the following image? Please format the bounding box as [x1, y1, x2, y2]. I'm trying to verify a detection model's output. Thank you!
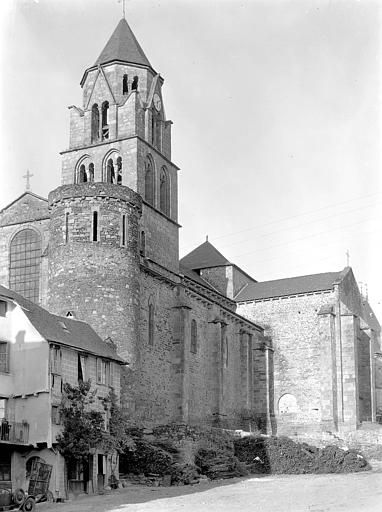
[97, 454, 104, 492]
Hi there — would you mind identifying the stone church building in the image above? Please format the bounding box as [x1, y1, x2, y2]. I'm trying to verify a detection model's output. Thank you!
[0, 18, 380, 437]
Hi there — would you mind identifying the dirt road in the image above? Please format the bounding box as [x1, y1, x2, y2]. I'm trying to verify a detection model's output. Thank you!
[40, 465, 382, 512]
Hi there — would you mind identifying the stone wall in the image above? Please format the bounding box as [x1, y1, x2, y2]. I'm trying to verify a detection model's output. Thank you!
[238, 291, 337, 433]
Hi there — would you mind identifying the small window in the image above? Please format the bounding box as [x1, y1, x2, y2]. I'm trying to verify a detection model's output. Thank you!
[190, 319, 197, 354]
[50, 346, 62, 374]
[88, 163, 94, 182]
[91, 104, 100, 143]
[78, 354, 87, 383]
[116, 156, 122, 185]
[0, 398, 6, 419]
[140, 231, 146, 257]
[132, 76, 138, 90]
[92, 211, 98, 242]
[0, 343, 9, 373]
[106, 159, 114, 183]
[0, 301, 7, 317]
[122, 74, 128, 95]
[51, 406, 61, 425]
[144, 157, 154, 205]
[96, 358, 111, 385]
[79, 164, 87, 183]
[159, 167, 170, 216]
[65, 212, 69, 244]
[121, 215, 127, 246]
[101, 101, 109, 140]
[148, 303, 154, 345]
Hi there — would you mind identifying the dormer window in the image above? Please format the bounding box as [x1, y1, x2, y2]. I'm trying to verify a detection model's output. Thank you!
[122, 74, 128, 95]
[132, 76, 138, 91]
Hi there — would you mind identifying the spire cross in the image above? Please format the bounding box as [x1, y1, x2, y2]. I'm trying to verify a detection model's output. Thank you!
[23, 170, 33, 191]
[346, 249, 350, 267]
[118, 0, 127, 19]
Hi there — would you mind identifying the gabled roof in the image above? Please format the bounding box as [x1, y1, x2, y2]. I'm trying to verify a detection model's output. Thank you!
[0, 192, 49, 228]
[0, 286, 125, 363]
[94, 18, 152, 69]
[235, 271, 343, 302]
[180, 241, 231, 270]
[0, 191, 48, 214]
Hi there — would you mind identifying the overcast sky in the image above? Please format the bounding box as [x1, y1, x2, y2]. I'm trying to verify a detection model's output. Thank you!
[0, 0, 381, 318]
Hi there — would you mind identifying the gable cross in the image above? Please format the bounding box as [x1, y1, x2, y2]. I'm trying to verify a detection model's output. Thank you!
[23, 170, 33, 192]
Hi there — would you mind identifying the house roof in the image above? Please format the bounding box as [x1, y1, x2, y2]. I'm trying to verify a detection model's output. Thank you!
[180, 241, 232, 270]
[94, 18, 152, 69]
[0, 286, 125, 363]
[235, 271, 343, 302]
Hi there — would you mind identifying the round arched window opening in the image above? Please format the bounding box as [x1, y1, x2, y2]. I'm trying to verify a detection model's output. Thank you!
[9, 229, 42, 303]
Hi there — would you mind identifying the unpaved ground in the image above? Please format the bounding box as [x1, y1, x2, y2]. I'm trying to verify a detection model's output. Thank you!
[39, 463, 382, 512]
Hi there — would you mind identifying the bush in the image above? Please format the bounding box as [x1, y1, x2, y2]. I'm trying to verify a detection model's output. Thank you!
[234, 437, 370, 475]
[121, 440, 174, 475]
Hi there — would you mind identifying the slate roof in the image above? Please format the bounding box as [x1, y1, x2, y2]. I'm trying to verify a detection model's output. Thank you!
[94, 18, 152, 69]
[235, 271, 343, 302]
[180, 241, 231, 270]
[0, 286, 125, 363]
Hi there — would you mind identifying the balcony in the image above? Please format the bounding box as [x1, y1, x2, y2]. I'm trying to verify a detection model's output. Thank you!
[0, 419, 30, 444]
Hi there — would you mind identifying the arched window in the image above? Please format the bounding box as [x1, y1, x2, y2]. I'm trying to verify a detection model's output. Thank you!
[122, 74, 128, 95]
[159, 167, 170, 216]
[190, 319, 197, 354]
[91, 104, 99, 143]
[106, 159, 114, 183]
[144, 157, 154, 205]
[88, 163, 94, 182]
[9, 229, 41, 303]
[101, 101, 109, 140]
[79, 164, 87, 183]
[132, 76, 138, 91]
[148, 302, 154, 345]
[116, 157, 122, 185]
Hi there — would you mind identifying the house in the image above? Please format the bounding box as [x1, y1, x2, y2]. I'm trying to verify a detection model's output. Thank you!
[0, 285, 124, 498]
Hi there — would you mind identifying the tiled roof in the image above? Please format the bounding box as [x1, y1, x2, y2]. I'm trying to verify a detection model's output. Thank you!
[0, 286, 124, 363]
[180, 241, 231, 270]
[94, 18, 152, 69]
[235, 271, 343, 302]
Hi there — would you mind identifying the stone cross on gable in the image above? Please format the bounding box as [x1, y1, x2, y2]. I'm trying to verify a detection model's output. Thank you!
[23, 170, 33, 191]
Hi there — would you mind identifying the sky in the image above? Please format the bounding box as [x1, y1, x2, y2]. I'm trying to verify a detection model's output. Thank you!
[0, 0, 381, 319]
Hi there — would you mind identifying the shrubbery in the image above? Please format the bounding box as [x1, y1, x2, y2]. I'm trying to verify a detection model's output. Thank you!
[234, 436, 370, 474]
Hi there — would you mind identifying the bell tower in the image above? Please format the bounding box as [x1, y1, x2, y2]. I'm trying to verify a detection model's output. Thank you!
[48, 18, 180, 399]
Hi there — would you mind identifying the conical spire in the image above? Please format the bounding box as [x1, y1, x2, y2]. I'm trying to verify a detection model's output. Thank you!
[94, 18, 152, 69]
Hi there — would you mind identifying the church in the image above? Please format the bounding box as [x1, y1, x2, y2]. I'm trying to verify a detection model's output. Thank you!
[0, 15, 380, 447]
